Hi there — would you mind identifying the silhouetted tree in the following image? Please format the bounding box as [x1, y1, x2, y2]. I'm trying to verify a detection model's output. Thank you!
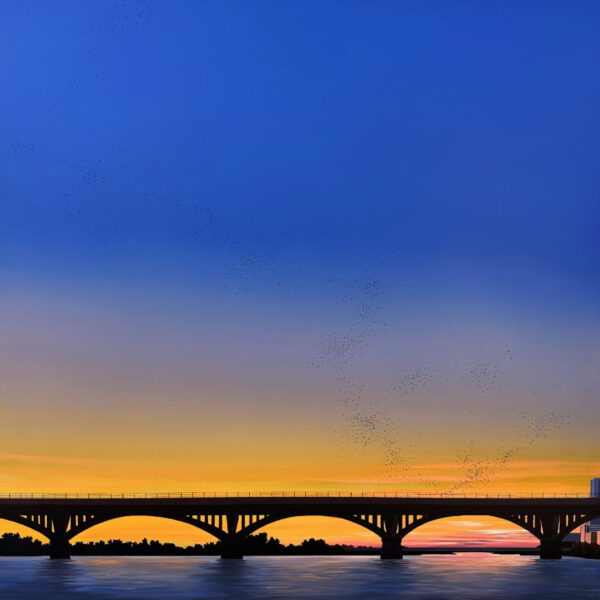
[0, 531, 377, 556]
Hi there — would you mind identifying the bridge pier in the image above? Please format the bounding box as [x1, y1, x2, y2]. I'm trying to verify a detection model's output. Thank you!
[539, 539, 562, 560]
[49, 537, 71, 559]
[380, 538, 403, 559]
[220, 535, 244, 559]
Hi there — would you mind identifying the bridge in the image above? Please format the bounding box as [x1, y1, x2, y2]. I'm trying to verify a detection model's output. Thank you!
[1, 492, 598, 560]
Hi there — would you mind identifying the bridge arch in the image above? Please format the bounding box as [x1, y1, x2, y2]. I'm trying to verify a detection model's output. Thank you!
[0, 515, 52, 541]
[239, 513, 383, 544]
[402, 514, 539, 547]
[67, 513, 224, 543]
[555, 512, 600, 541]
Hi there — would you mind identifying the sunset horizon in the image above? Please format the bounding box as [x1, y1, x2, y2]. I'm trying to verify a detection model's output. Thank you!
[2, 1, 599, 597]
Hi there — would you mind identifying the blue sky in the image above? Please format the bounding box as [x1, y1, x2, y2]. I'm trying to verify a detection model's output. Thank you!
[1, 1, 599, 495]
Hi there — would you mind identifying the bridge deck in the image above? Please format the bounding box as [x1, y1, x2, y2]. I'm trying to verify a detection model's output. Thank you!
[0, 495, 597, 507]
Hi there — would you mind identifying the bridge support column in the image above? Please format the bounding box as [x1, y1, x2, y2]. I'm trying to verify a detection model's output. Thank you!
[220, 535, 244, 559]
[539, 539, 562, 560]
[380, 537, 403, 559]
[49, 536, 71, 559]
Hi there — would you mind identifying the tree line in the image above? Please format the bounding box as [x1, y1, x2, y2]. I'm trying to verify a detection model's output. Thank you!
[0, 532, 378, 556]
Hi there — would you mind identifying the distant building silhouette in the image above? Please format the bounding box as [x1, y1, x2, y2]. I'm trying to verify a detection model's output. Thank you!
[580, 478, 600, 543]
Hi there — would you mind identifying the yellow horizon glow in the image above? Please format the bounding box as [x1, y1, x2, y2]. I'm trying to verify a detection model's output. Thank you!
[1, 457, 596, 547]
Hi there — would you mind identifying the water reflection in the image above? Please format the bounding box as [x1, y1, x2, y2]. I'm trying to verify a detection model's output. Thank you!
[0, 555, 598, 599]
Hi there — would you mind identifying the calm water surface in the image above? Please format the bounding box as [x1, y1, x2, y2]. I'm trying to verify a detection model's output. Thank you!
[0, 554, 598, 599]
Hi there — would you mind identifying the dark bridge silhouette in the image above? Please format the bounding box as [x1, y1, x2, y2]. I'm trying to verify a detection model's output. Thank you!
[1, 492, 597, 560]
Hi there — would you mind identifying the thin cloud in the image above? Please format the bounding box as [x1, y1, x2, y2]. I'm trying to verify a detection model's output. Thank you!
[0, 454, 86, 464]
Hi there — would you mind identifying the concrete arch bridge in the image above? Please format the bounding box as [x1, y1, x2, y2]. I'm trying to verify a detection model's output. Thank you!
[1, 493, 597, 559]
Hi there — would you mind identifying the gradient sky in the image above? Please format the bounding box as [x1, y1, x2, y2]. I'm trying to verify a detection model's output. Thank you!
[1, 0, 599, 546]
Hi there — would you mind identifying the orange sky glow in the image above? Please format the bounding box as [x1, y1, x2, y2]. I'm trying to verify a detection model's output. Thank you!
[1, 454, 596, 547]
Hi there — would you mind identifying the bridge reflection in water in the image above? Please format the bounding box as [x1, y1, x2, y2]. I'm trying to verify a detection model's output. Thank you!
[1, 492, 597, 560]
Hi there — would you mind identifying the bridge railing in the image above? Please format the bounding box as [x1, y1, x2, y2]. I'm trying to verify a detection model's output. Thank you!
[0, 491, 592, 499]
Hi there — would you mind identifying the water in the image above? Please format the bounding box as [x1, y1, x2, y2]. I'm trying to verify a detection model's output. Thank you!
[0, 554, 598, 599]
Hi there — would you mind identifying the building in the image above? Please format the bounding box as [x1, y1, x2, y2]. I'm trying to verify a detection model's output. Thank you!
[580, 478, 600, 543]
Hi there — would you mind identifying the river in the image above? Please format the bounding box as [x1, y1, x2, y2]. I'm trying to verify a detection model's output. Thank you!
[0, 554, 598, 599]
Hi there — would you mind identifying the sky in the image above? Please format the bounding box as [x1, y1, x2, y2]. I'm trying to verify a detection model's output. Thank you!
[1, 0, 599, 547]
